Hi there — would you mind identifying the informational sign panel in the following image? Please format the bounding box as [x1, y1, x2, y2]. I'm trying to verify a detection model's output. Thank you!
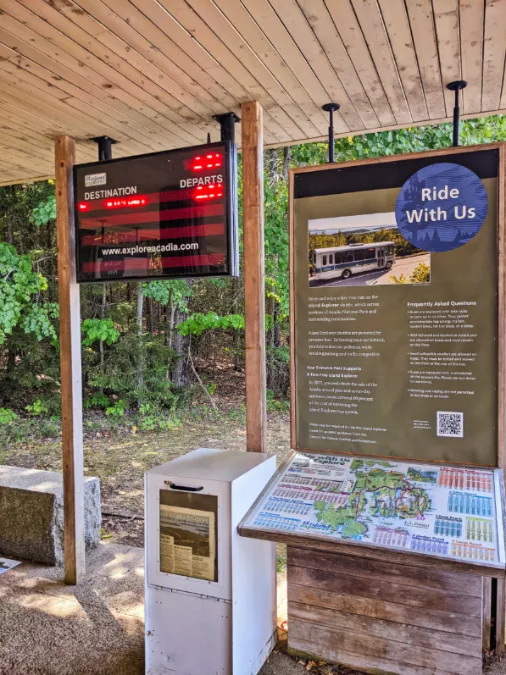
[290, 146, 504, 465]
[159, 490, 218, 582]
[74, 142, 238, 282]
[241, 452, 505, 570]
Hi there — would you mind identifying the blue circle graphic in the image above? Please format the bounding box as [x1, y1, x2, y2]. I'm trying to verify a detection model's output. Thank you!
[395, 162, 488, 252]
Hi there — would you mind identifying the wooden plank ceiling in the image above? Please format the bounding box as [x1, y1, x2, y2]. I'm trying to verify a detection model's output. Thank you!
[0, 0, 504, 185]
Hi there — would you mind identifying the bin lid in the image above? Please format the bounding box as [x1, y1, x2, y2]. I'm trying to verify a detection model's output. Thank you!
[146, 447, 275, 483]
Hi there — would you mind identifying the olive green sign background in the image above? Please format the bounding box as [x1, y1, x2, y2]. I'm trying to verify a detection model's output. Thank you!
[292, 164, 499, 466]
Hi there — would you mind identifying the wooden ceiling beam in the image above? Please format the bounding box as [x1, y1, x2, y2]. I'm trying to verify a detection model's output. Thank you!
[482, 0, 506, 112]
[296, 0, 380, 129]
[155, 0, 296, 141]
[0, 1, 203, 146]
[17, 0, 216, 139]
[377, 0, 429, 121]
[268, 0, 363, 131]
[323, 0, 396, 127]
[348, 0, 412, 124]
[432, 0, 462, 117]
[211, 0, 324, 136]
[459, 0, 485, 115]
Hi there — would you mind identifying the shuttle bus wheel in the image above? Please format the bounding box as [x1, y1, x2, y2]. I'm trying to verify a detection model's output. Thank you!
[386, 261, 393, 269]
[342, 269, 351, 279]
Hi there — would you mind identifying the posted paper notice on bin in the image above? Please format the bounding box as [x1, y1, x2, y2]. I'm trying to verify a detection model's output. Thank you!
[159, 505, 216, 581]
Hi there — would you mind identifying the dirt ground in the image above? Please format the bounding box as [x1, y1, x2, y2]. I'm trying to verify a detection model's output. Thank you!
[262, 652, 506, 674]
[260, 651, 364, 675]
[1, 410, 292, 546]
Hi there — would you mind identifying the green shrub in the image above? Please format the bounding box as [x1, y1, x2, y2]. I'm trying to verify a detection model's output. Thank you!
[87, 333, 179, 410]
[106, 400, 126, 417]
[26, 399, 49, 416]
[0, 408, 17, 425]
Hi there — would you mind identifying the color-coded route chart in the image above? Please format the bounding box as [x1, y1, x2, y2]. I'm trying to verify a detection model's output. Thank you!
[411, 535, 449, 556]
[466, 517, 493, 543]
[278, 476, 345, 491]
[434, 516, 462, 538]
[438, 467, 493, 492]
[451, 541, 496, 562]
[253, 513, 300, 531]
[272, 487, 312, 500]
[241, 452, 506, 569]
[373, 527, 409, 548]
[272, 486, 349, 506]
[263, 497, 312, 516]
[448, 491, 492, 516]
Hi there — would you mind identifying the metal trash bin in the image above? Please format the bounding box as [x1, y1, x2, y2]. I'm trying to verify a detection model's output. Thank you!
[145, 448, 277, 675]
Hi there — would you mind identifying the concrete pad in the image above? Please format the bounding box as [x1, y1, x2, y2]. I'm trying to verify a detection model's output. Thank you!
[0, 542, 144, 675]
[0, 465, 101, 565]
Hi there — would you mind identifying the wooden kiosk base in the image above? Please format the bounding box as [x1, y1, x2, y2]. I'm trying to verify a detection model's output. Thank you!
[239, 452, 506, 675]
[286, 544, 502, 675]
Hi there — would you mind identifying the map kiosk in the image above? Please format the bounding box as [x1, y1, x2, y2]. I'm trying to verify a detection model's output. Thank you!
[239, 143, 506, 675]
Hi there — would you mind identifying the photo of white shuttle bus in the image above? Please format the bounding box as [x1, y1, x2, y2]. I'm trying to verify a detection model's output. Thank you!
[311, 242, 395, 283]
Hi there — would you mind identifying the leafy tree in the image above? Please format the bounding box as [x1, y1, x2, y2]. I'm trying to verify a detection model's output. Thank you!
[176, 312, 244, 336]
[2, 114, 506, 416]
[0, 242, 58, 344]
[81, 318, 120, 347]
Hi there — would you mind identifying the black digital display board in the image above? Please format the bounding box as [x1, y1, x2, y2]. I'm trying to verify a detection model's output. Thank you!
[74, 141, 239, 283]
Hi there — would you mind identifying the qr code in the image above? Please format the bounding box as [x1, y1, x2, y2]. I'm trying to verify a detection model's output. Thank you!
[437, 411, 464, 438]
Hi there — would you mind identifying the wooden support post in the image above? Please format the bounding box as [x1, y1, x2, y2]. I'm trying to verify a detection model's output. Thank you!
[55, 136, 85, 584]
[242, 101, 267, 453]
[496, 144, 506, 651]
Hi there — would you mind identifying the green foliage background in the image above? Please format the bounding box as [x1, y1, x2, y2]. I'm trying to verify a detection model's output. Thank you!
[1, 115, 505, 426]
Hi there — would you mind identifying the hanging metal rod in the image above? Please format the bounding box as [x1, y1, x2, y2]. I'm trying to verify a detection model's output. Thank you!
[446, 81, 467, 147]
[322, 103, 340, 163]
[213, 112, 240, 143]
[91, 136, 117, 161]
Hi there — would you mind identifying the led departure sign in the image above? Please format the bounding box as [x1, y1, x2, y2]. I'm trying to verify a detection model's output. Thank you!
[74, 142, 239, 283]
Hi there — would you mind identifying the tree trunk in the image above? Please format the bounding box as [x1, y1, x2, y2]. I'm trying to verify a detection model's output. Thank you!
[282, 146, 291, 181]
[99, 283, 106, 369]
[2, 342, 16, 405]
[168, 290, 176, 349]
[233, 328, 242, 371]
[269, 295, 276, 348]
[166, 289, 175, 379]
[46, 218, 52, 250]
[266, 148, 278, 186]
[273, 301, 281, 348]
[171, 305, 190, 387]
[137, 282, 144, 404]
[147, 297, 153, 334]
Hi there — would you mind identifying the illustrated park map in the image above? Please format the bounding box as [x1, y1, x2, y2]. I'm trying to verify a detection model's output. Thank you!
[243, 452, 505, 568]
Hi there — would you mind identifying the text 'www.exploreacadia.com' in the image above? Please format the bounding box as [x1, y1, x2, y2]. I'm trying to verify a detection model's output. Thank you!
[101, 242, 200, 256]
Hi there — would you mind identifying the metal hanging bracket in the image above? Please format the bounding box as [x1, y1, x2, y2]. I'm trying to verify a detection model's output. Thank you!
[91, 135, 118, 161]
[213, 112, 240, 143]
[322, 103, 340, 163]
[446, 81, 467, 147]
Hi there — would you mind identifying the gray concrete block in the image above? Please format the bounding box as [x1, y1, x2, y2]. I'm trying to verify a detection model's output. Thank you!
[0, 466, 101, 565]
